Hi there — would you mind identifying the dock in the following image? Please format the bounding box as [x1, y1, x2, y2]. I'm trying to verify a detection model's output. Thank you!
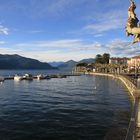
[1, 74, 81, 81]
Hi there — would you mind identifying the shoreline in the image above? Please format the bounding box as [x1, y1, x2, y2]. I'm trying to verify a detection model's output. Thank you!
[83, 72, 139, 139]
[85, 72, 137, 101]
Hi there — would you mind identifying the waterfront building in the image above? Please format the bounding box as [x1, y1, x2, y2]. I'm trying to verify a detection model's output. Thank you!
[127, 55, 140, 73]
[75, 56, 140, 74]
[128, 55, 140, 68]
[109, 57, 130, 65]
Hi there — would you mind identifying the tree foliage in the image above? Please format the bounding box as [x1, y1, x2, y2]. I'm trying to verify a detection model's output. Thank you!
[102, 53, 110, 64]
[95, 53, 110, 64]
[76, 62, 88, 67]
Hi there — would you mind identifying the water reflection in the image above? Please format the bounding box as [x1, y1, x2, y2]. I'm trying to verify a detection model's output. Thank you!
[0, 74, 131, 140]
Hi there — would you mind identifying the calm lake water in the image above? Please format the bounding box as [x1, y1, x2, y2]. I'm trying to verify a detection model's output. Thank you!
[0, 70, 132, 140]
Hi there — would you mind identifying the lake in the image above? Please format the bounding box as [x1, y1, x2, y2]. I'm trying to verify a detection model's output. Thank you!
[0, 70, 132, 140]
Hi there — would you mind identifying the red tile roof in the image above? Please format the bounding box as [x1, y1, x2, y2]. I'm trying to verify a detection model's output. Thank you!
[132, 55, 140, 59]
[110, 57, 130, 60]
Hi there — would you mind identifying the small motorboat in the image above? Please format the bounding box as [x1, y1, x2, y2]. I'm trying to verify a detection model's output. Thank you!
[0, 76, 4, 82]
[23, 74, 33, 80]
[37, 74, 46, 80]
[14, 75, 23, 81]
[37, 74, 51, 80]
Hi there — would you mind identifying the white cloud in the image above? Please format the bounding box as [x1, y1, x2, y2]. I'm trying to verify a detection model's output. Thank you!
[94, 34, 104, 38]
[0, 39, 139, 62]
[20, 51, 96, 62]
[15, 39, 109, 56]
[107, 39, 140, 57]
[83, 9, 126, 34]
[1, 39, 106, 61]
[0, 25, 9, 35]
[84, 19, 122, 33]
[16, 39, 90, 49]
[27, 30, 45, 34]
[0, 47, 20, 54]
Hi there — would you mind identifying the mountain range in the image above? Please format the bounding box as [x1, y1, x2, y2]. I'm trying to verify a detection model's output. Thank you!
[0, 54, 95, 70]
[49, 58, 95, 71]
[0, 54, 55, 69]
[49, 61, 64, 67]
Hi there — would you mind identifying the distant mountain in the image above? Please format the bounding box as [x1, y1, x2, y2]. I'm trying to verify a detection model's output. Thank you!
[57, 58, 95, 71]
[49, 61, 64, 67]
[79, 58, 95, 63]
[58, 60, 77, 71]
[0, 54, 55, 69]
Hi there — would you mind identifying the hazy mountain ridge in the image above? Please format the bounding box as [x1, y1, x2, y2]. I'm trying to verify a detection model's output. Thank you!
[0, 54, 55, 69]
[49, 61, 65, 67]
[54, 58, 95, 71]
[79, 58, 95, 63]
[58, 60, 77, 71]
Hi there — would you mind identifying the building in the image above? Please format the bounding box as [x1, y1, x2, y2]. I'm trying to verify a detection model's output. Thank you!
[128, 55, 140, 68]
[109, 57, 130, 64]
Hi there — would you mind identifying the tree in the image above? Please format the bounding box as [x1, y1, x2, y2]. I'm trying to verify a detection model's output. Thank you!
[95, 54, 103, 64]
[102, 53, 110, 64]
[95, 53, 110, 64]
[76, 62, 88, 67]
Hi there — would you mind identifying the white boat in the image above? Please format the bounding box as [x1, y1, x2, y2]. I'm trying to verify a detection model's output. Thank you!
[0, 76, 4, 82]
[23, 74, 33, 80]
[14, 75, 23, 81]
[37, 74, 46, 80]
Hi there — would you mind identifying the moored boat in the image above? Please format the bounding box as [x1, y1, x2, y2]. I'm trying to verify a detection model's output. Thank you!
[0, 76, 4, 82]
[37, 74, 46, 80]
[23, 74, 33, 80]
[37, 74, 51, 80]
[14, 75, 23, 81]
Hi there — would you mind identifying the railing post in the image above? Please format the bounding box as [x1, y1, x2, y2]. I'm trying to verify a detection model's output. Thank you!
[136, 77, 140, 139]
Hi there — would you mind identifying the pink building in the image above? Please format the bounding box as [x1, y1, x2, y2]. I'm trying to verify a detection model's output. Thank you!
[128, 55, 140, 68]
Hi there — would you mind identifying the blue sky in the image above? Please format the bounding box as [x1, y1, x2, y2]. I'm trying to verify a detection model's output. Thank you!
[0, 0, 140, 62]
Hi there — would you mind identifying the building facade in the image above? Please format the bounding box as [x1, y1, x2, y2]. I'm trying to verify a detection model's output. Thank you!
[128, 55, 140, 68]
[109, 57, 130, 64]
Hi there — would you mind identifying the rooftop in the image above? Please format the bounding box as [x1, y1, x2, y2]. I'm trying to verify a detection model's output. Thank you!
[110, 57, 130, 60]
[132, 55, 140, 59]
